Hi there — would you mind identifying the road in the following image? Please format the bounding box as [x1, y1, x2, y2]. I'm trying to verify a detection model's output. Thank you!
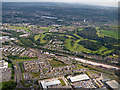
[38, 50, 119, 70]
[14, 61, 23, 88]
[75, 58, 119, 70]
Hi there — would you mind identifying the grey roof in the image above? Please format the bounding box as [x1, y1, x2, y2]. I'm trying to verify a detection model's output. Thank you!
[106, 80, 120, 89]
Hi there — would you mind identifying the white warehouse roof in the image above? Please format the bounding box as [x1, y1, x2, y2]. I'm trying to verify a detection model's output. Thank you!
[70, 74, 90, 82]
[0, 60, 8, 69]
[41, 80, 61, 88]
[106, 80, 120, 89]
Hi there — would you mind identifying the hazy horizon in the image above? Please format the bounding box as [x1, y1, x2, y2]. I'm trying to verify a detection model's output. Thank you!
[2, 0, 119, 7]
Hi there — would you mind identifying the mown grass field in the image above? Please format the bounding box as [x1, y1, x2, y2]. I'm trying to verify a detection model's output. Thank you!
[101, 30, 118, 39]
[34, 31, 115, 56]
[34, 34, 40, 41]
[65, 34, 112, 55]
[19, 62, 24, 73]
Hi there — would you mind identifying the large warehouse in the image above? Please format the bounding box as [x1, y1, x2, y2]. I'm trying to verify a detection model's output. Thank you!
[106, 80, 120, 89]
[70, 74, 90, 83]
[41, 80, 61, 89]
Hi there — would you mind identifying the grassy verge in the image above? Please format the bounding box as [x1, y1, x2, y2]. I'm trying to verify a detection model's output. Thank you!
[43, 69, 48, 72]
[58, 79, 66, 86]
[19, 62, 24, 73]
[74, 64, 85, 69]
[14, 57, 38, 62]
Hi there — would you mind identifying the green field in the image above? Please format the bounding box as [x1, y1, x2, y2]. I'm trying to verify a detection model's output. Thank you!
[34, 34, 40, 41]
[74, 64, 85, 69]
[34, 32, 116, 56]
[58, 79, 66, 86]
[8, 62, 12, 68]
[65, 36, 109, 55]
[1, 81, 17, 89]
[101, 30, 118, 39]
[19, 62, 24, 73]
[97, 30, 106, 37]
[43, 69, 48, 71]
[15, 26, 119, 60]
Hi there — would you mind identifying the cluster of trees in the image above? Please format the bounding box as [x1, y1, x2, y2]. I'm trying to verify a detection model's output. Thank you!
[43, 33, 68, 42]
[7, 54, 36, 60]
[2, 81, 17, 90]
[2, 41, 10, 45]
[16, 35, 37, 47]
[19, 62, 24, 73]
[78, 40, 102, 51]
[77, 27, 98, 40]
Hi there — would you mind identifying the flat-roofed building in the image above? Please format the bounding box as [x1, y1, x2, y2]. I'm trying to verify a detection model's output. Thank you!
[19, 34, 29, 37]
[106, 80, 120, 89]
[41, 80, 61, 89]
[0, 60, 8, 69]
[70, 74, 90, 83]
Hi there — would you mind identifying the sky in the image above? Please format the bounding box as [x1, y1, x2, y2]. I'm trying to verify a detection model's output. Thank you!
[1, 0, 119, 7]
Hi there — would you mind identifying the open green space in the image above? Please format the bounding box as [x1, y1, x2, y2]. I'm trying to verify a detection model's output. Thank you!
[15, 26, 119, 63]
[43, 69, 48, 71]
[32, 30, 118, 57]
[101, 30, 118, 39]
[19, 62, 24, 73]
[34, 34, 40, 41]
[58, 79, 66, 86]
[75, 64, 86, 69]
[8, 62, 12, 68]
[1, 81, 17, 90]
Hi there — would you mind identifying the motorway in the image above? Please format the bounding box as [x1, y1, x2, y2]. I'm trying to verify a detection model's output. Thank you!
[75, 58, 119, 70]
[39, 50, 119, 70]
[45, 51, 119, 70]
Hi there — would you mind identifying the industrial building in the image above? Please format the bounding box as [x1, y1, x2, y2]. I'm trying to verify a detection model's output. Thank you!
[40, 80, 61, 89]
[0, 60, 8, 69]
[106, 80, 120, 89]
[70, 74, 90, 83]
